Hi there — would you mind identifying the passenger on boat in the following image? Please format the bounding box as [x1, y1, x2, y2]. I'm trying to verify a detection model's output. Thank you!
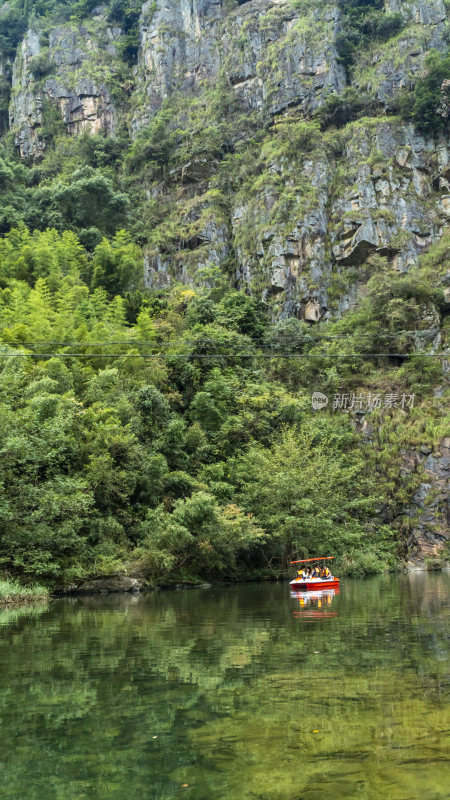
[298, 567, 311, 579]
[302, 568, 310, 579]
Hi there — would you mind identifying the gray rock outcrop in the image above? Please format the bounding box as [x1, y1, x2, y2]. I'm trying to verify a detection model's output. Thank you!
[409, 437, 450, 559]
[9, 22, 119, 157]
[53, 576, 145, 595]
[355, 0, 448, 107]
[133, 0, 346, 133]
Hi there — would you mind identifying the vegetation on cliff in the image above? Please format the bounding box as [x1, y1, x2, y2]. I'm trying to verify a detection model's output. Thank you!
[0, 224, 447, 585]
[399, 50, 450, 135]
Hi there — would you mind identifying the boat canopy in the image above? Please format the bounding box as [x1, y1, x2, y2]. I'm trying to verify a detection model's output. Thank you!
[290, 556, 335, 564]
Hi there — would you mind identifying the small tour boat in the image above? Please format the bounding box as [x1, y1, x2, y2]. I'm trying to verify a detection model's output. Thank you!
[289, 556, 340, 592]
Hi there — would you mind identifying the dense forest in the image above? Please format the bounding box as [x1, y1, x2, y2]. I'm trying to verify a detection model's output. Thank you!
[0, 0, 448, 592]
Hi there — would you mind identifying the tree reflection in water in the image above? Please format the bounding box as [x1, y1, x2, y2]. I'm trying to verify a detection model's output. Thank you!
[0, 573, 448, 800]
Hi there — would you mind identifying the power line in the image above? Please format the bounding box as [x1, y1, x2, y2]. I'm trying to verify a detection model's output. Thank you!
[0, 352, 446, 359]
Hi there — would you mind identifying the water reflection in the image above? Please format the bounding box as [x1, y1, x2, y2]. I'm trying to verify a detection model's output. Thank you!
[0, 574, 448, 800]
[291, 588, 339, 618]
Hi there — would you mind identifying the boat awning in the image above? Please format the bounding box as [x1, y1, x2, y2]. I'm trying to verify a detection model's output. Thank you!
[290, 556, 335, 564]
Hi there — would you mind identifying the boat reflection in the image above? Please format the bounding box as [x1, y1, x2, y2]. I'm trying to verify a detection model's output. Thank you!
[291, 587, 339, 618]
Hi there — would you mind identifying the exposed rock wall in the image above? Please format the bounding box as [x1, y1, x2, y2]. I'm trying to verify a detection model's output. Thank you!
[330, 122, 449, 273]
[409, 437, 450, 559]
[7, 0, 447, 324]
[136, 0, 449, 320]
[10, 30, 44, 158]
[133, 0, 346, 133]
[9, 15, 120, 157]
[144, 118, 449, 324]
[354, 0, 448, 106]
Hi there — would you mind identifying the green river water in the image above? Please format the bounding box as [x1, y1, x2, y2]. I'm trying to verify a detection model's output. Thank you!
[0, 574, 448, 800]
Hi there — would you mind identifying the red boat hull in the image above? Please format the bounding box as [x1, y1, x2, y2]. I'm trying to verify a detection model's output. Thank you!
[289, 578, 340, 591]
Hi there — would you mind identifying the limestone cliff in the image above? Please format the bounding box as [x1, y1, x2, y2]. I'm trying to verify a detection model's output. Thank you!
[409, 436, 450, 559]
[132, 0, 449, 321]
[9, 11, 120, 157]
[133, 0, 346, 131]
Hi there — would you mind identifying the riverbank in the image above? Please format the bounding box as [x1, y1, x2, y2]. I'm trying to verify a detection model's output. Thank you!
[51, 559, 450, 597]
[3, 558, 449, 607]
[0, 579, 49, 608]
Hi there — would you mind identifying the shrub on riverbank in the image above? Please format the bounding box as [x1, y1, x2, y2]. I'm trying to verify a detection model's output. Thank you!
[338, 548, 395, 578]
[0, 578, 48, 605]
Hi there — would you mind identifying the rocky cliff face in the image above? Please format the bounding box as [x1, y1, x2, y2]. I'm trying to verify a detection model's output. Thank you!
[4, 0, 449, 312]
[133, 0, 346, 132]
[9, 11, 120, 157]
[10, 30, 44, 158]
[355, 0, 447, 105]
[409, 436, 450, 559]
[134, 0, 449, 321]
[143, 117, 449, 323]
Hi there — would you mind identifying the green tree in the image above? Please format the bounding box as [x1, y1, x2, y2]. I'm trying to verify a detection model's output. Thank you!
[135, 491, 263, 580]
[235, 423, 375, 567]
[91, 230, 143, 295]
[399, 51, 450, 135]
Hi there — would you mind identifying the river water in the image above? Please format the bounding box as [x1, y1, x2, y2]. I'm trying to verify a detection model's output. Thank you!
[0, 574, 448, 800]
